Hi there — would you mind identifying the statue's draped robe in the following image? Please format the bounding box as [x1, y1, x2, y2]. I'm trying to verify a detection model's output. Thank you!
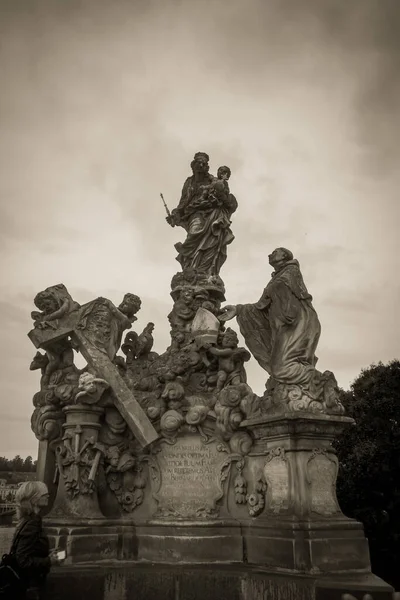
[236, 261, 327, 399]
[175, 175, 237, 275]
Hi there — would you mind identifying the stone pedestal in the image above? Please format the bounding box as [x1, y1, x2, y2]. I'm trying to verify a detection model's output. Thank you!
[135, 425, 244, 562]
[241, 412, 373, 575]
[26, 155, 395, 598]
[48, 405, 105, 521]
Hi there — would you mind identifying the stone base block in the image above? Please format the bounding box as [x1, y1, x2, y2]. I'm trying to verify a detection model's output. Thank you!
[44, 521, 138, 563]
[243, 517, 371, 573]
[315, 574, 395, 600]
[45, 519, 244, 565]
[45, 516, 373, 574]
[43, 563, 393, 600]
[135, 520, 243, 563]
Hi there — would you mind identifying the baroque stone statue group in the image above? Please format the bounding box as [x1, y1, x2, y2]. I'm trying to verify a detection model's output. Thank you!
[28, 151, 345, 522]
[22, 138, 397, 600]
[25, 151, 393, 600]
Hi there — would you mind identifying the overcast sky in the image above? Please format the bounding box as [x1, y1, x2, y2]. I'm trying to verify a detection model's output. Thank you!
[0, 0, 399, 459]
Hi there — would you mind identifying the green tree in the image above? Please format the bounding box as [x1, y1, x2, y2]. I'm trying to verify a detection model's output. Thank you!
[0, 455, 37, 472]
[23, 456, 33, 471]
[12, 455, 24, 472]
[334, 360, 400, 591]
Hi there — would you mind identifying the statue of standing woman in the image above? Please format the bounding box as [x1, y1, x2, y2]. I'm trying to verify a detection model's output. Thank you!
[167, 152, 237, 276]
[220, 248, 344, 415]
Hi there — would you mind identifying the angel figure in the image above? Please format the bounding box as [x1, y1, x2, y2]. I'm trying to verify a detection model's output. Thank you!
[205, 328, 250, 392]
[75, 372, 109, 405]
[31, 284, 80, 330]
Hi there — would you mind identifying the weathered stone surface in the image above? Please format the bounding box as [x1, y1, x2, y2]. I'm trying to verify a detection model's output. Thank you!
[235, 412, 378, 578]
[242, 518, 372, 573]
[44, 523, 137, 563]
[42, 563, 394, 600]
[49, 405, 105, 520]
[150, 431, 242, 519]
[307, 449, 340, 516]
[135, 521, 243, 563]
[242, 413, 353, 519]
[244, 412, 354, 450]
[263, 447, 290, 513]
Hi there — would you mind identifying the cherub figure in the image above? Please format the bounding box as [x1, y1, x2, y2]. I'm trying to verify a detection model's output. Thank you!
[105, 447, 136, 474]
[195, 165, 231, 208]
[75, 372, 109, 405]
[30, 339, 75, 389]
[168, 288, 195, 333]
[205, 328, 250, 392]
[215, 165, 238, 214]
[210, 165, 231, 200]
[31, 284, 80, 330]
[169, 330, 186, 352]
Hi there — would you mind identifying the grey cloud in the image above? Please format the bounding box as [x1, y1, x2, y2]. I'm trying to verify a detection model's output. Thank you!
[290, 0, 400, 174]
[318, 349, 379, 385]
[0, 300, 30, 324]
[322, 295, 374, 314]
[193, 0, 400, 175]
[297, 246, 348, 267]
[1, 414, 30, 424]
[1, 302, 30, 330]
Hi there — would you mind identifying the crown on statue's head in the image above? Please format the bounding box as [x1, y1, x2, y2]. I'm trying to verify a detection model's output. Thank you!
[193, 151, 209, 162]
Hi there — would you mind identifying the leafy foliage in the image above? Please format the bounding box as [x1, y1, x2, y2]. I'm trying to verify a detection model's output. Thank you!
[0, 455, 37, 473]
[334, 360, 400, 590]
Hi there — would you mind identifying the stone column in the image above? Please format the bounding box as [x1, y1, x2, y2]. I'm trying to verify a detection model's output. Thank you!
[36, 440, 58, 515]
[48, 405, 105, 521]
[241, 413, 372, 574]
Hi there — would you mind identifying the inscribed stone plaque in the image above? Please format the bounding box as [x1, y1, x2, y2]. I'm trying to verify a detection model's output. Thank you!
[153, 434, 230, 519]
[263, 453, 289, 513]
[308, 452, 339, 515]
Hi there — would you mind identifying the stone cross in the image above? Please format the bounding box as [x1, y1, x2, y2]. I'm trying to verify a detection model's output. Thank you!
[28, 301, 159, 448]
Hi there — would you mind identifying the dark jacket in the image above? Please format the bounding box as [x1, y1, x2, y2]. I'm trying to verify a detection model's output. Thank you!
[13, 515, 51, 589]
